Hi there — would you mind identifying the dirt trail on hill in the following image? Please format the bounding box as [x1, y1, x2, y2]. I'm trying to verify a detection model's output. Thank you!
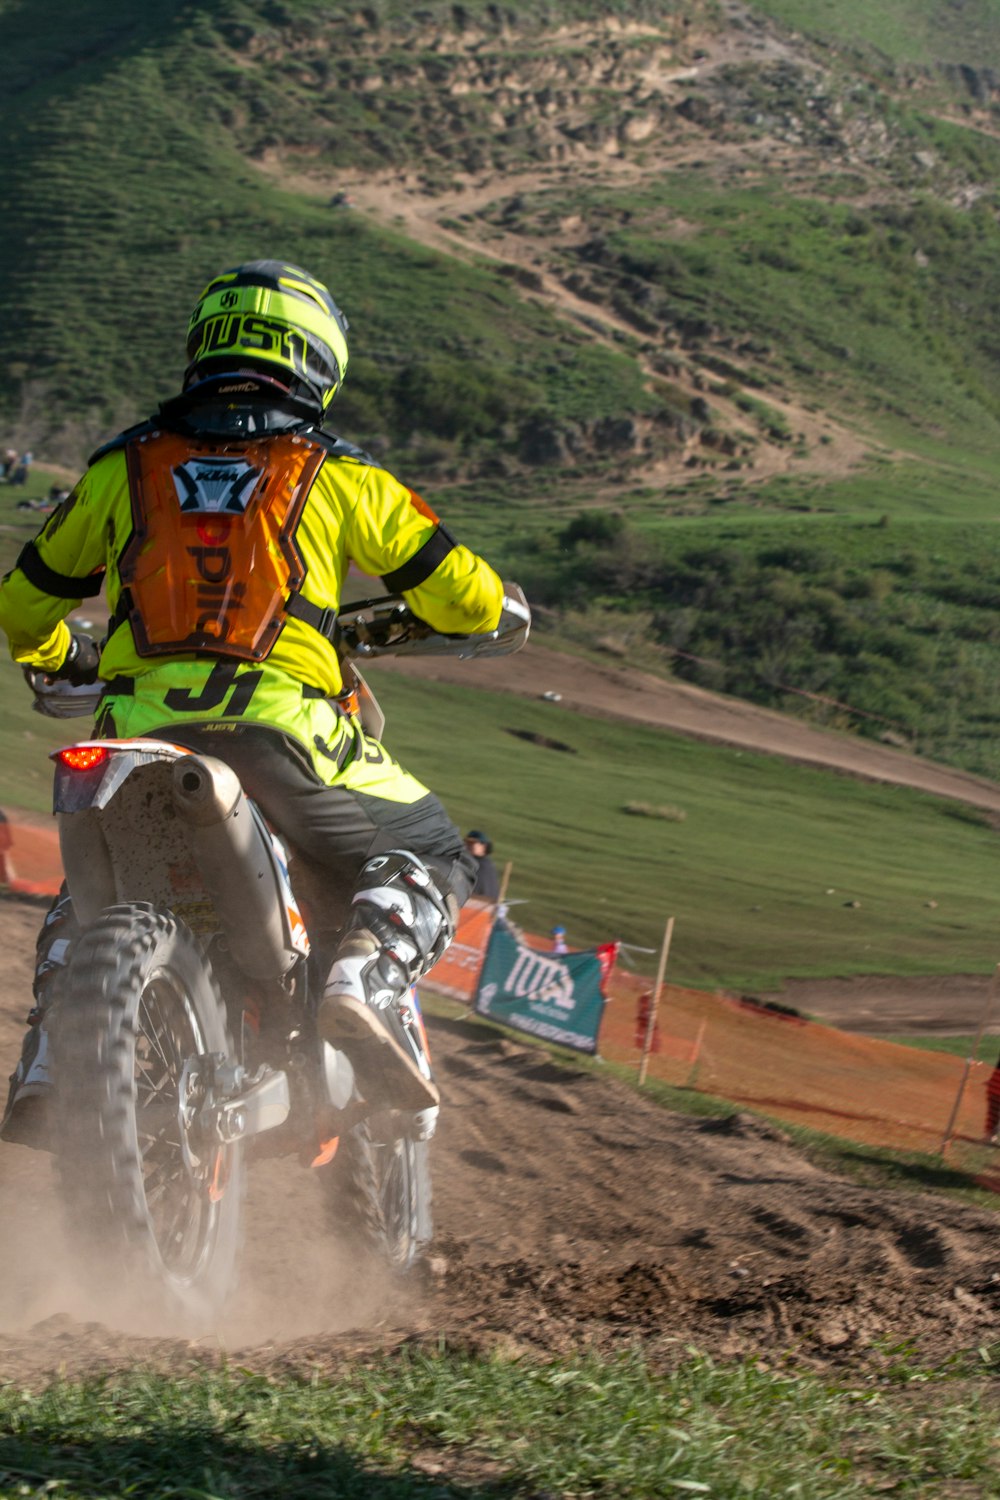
[0, 894, 998, 1388]
[260, 148, 872, 488]
[371, 642, 1000, 815]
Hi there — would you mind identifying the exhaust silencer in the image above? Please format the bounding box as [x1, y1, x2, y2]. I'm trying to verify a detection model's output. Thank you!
[172, 753, 300, 980]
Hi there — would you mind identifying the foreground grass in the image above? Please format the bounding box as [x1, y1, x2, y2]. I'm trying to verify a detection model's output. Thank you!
[1, 1346, 998, 1499]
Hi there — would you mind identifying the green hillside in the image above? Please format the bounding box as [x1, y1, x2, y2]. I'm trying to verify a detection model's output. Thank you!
[3, 0, 1000, 781]
[4, 0, 1000, 476]
[750, 0, 1000, 68]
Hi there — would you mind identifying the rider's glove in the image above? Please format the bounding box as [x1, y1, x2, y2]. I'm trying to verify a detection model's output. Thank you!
[49, 633, 100, 686]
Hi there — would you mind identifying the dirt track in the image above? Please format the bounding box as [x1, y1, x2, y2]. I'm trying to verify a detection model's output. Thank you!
[373, 642, 1000, 815]
[0, 893, 999, 1388]
[3, 642, 1000, 1382]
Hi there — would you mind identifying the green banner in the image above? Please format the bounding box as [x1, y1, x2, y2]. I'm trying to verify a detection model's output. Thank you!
[474, 919, 607, 1054]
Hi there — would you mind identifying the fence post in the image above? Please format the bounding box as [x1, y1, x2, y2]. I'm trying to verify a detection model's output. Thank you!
[638, 916, 675, 1087]
[938, 963, 1000, 1157]
[685, 1018, 708, 1089]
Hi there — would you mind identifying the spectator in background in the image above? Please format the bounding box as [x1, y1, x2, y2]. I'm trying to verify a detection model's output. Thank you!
[10, 452, 32, 486]
[551, 924, 568, 954]
[984, 1046, 1000, 1145]
[1, 448, 17, 482]
[464, 829, 500, 903]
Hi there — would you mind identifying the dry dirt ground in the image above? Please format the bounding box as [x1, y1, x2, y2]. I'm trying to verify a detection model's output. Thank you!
[3, 651, 1000, 1385]
[0, 910, 998, 1390]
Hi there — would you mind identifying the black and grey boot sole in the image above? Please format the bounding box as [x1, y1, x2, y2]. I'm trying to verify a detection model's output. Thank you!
[319, 993, 440, 1112]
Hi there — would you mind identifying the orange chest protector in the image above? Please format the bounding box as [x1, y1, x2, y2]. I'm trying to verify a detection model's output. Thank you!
[118, 429, 327, 661]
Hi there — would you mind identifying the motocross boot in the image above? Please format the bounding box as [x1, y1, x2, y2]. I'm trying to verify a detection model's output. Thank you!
[0, 890, 76, 1149]
[318, 852, 455, 1111]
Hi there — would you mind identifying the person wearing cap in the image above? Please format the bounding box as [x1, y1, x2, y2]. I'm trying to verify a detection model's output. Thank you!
[464, 829, 500, 903]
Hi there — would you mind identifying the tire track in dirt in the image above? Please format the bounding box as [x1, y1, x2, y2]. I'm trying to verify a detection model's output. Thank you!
[0, 974, 998, 1386]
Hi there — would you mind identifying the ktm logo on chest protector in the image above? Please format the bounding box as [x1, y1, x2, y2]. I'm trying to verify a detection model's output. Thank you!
[119, 430, 326, 661]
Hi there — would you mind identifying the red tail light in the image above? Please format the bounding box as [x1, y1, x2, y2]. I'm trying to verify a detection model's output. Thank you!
[57, 746, 110, 772]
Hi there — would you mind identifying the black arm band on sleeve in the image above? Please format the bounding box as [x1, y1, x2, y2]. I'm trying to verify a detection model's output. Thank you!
[380, 525, 457, 594]
[285, 591, 341, 644]
[16, 542, 105, 599]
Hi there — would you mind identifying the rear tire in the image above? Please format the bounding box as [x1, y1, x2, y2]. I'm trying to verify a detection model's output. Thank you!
[52, 903, 244, 1329]
[325, 1111, 432, 1274]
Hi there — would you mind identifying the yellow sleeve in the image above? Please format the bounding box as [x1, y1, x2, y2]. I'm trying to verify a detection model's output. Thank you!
[0, 465, 109, 669]
[345, 466, 504, 634]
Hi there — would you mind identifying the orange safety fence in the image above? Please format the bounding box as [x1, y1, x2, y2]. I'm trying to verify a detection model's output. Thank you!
[424, 898, 495, 998]
[423, 908, 1000, 1185]
[0, 810, 62, 899]
[601, 966, 1000, 1190]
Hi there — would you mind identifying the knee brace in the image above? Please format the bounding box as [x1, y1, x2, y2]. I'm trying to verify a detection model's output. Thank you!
[347, 850, 457, 984]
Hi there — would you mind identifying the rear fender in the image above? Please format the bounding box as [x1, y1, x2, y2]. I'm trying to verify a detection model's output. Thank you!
[54, 740, 193, 927]
[53, 741, 305, 966]
[51, 737, 189, 814]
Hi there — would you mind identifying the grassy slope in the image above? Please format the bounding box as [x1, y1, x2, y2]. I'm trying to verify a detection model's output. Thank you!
[369, 668, 1000, 990]
[558, 173, 1000, 476]
[748, 0, 1000, 66]
[0, 0, 655, 459]
[505, 508, 1000, 781]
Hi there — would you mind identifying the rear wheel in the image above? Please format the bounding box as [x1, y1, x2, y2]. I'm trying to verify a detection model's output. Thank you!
[52, 904, 244, 1329]
[326, 1111, 432, 1274]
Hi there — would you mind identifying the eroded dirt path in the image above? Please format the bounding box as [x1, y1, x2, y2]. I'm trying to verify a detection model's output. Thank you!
[252, 0, 879, 496]
[257, 144, 874, 490]
[0, 955, 997, 1388]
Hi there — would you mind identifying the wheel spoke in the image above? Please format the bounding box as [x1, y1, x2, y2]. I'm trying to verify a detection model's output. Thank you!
[137, 996, 175, 1076]
[131, 972, 218, 1276]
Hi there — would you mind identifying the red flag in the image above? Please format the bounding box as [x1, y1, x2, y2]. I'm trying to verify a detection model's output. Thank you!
[596, 941, 619, 993]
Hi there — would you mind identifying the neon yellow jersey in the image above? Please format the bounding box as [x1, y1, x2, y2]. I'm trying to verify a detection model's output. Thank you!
[0, 434, 505, 714]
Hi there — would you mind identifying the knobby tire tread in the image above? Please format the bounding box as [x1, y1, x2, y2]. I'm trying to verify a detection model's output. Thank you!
[52, 903, 243, 1325]
[327, 1117, 432, 1275]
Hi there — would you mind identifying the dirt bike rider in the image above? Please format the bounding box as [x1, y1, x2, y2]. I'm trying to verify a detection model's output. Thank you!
[0, 258, 529, 1129]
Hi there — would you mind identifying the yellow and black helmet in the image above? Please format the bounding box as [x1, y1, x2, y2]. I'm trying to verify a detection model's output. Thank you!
[185, 260, 349, 413]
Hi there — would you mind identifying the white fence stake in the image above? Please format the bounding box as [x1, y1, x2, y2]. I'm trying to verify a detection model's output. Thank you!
[939, 962, 1000, 1157]
[638, 916, 675, 1087]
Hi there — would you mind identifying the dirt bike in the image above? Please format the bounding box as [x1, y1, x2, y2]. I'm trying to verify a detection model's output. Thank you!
[3, 588, 529, 1328]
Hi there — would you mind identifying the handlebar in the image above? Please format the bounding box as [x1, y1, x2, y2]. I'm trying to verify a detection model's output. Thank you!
[338, 584, 531, 662]
[27, 583, 531, 720]
[25, 673, 106, 720]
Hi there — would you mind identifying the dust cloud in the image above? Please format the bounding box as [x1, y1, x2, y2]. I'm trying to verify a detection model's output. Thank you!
[0, 1145, 399, 1347]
